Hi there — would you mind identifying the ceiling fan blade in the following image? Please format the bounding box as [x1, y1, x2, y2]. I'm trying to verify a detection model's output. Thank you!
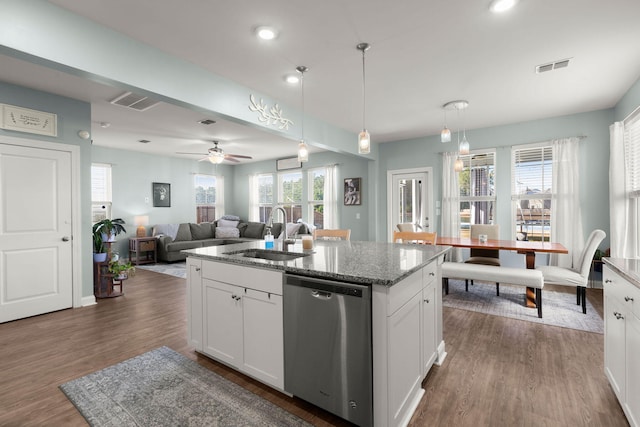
[176, 152, 207, 155]
[224, 156, 240, 163]
[197, 157, 210, 162]
[226, 153, 253, 159]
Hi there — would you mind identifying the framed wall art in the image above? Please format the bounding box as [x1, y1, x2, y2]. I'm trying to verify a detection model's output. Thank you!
[344, 177, 362, 206]
[152, 182, 171, 207]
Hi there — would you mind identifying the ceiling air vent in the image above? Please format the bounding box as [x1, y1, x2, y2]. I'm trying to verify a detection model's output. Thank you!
[535, 58, 571, 74]
[110, 92, 159, 111]
[198, 119, 216, 125]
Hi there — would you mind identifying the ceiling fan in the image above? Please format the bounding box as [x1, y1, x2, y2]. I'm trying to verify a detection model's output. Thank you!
[177, 141, 252, 164]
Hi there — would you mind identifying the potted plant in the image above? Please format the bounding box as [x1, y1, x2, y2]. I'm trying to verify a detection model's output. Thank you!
[93, 218, 127, 243]
[108, 260, 135, 280]
[93, 231, 107, 263]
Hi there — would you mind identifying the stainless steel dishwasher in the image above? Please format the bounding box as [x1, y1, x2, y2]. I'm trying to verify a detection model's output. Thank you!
[283, 273, 373, 427]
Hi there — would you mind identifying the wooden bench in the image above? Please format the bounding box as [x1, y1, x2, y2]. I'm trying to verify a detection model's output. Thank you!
[442, 262, 545, 318]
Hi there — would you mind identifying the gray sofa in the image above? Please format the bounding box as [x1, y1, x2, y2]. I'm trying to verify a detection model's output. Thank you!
[153, 220, 307, 262]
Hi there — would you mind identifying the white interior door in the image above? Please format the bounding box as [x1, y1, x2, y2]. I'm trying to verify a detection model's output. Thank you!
[387, 168, 433, 241]
[0, 141, 73, 323]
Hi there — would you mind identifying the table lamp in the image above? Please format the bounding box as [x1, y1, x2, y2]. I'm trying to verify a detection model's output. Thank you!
[134, 215, 149, 237]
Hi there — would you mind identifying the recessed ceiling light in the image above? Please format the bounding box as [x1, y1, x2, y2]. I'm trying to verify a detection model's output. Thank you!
[489, 0, 518, 13]
[285, 74, 300, 84]
[99, 121, 111, 128]
[255, 26, 278, 40]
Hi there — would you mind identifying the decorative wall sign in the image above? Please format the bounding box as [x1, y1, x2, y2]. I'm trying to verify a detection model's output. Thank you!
[248, 94, 293, 130]
[344, 177, 362, 206]
[276, 157, 302, 171]
[152, 182, 171, 207]
[1, 103, 57, 136]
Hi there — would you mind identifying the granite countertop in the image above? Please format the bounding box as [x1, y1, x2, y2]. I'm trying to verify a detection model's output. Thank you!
[183, 239, 450, 287]
[603, 257, 640, 290]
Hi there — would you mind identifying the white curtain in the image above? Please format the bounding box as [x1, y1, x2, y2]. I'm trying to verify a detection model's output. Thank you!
[248, 174, 259, 222]
[549, 137, 583, 268]
[324, 165, 338, 229]
[609, 122, 638, 258]
[441, 152, 461, 261]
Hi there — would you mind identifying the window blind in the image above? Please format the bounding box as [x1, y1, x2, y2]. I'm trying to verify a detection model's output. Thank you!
[511, 145, 552, 200]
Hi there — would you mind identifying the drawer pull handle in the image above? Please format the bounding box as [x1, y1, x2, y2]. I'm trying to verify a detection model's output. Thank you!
[624, 296, 634, 302]
[605, 279, 612, 283]
[424, 299, 430, 304]
[429, 272, 435, 277]
[195, 267, 201, 272]
[613, 312, 624, 320]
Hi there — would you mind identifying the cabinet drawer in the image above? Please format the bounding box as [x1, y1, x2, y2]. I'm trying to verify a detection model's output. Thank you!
[423, 261, 437, 287]
[387, 268, 423, 316]
[605, 266, 640, 319]
[202, 261, 283, 295]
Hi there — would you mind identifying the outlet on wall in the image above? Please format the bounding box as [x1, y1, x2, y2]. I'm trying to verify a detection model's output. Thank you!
[145, 197, 150, 203]
[356, 213, 360, 219]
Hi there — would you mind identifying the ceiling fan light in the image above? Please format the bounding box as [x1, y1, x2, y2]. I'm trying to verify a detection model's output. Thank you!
[358, 130, 370, 154]
[441, 126, 451, 143]
[208, 151, 225, 164]
[298, 140, 309, 162]
[454, 158, 464, 172]
[489, 0, 518, 13]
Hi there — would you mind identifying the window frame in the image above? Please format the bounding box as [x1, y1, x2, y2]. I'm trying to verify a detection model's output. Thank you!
[257, 173, 274, 223]
[277, 170, 303, 223]
[194, 174, 224, 223]
[307, 167, 325, 229]
[457, 149, 497, 236]
[91, 163, 112, 223]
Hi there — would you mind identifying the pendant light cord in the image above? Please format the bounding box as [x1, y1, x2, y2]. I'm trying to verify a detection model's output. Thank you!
[361, 48, 366, 130]
[300, 71, 305, 140]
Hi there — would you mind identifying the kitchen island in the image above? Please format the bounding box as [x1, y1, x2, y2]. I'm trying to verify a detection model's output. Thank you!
[184, 239, 450, 427]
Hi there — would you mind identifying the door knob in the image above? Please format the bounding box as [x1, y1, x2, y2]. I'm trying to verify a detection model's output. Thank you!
[62, 236, 70, 242]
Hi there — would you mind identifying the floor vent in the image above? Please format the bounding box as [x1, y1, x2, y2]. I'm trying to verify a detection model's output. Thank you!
[535, 58, 571, 74]
[110, 92, 160, 111]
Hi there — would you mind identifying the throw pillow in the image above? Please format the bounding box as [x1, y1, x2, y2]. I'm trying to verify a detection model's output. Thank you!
[218, 219, 239, 228]
[243, 222, 265, 239]
[174, 223, 193, 241]
[215, 226, 240, 238]
[189, 223, 214, 240]
[279, 222, 301, 239]
[268, 223, 283, 239]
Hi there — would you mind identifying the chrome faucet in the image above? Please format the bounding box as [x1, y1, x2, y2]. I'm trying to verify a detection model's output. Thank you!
[267, 206, 295, 250]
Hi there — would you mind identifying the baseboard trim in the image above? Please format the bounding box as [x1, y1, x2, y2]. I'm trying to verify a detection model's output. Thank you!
[435, 340, 447, 366]
[81, 295, 96, 306]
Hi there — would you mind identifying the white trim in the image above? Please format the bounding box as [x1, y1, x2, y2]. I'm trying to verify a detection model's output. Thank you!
[81, 295, 97, 306]
[0, 135, 82, 308]
[387, 167, 434, 242]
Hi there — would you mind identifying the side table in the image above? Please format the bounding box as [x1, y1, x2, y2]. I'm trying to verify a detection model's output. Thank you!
[129, 236, 157, 265]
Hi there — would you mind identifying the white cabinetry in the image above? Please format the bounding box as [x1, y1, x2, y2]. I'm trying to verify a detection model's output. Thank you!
[604, 264, 640, 427]
[373, 257, 444, 427]
[188, 258, 284, 390]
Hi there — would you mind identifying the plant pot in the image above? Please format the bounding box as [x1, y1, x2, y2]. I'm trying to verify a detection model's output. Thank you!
[93, 252, 108, 263]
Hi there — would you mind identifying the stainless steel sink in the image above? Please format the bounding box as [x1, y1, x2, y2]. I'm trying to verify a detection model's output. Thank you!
[224, 249, 310, 261]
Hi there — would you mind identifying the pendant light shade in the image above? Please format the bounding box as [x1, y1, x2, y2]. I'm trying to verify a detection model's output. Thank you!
[454, 157, 464, 172]
[296, 66, 309, 162]
[459, 134, 470, 155]
[357, 43, 371, 154]
[441, 126, 451, 143]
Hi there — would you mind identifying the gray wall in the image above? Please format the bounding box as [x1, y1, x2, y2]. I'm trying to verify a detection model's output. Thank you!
[376, 109, 614, 249]
[232, 151, 371, 241]
[0, 81, 93, 297]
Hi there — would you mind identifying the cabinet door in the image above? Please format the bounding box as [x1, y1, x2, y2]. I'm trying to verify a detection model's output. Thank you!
[186, 258, 203, 350]
[626, 313, 640, 427]
[242, 288, 284, 390]
[422, 281, 437, 376]
[202, 279, 243, 368]
[604, 291, 626, 403]
[388, 291, 422, 426]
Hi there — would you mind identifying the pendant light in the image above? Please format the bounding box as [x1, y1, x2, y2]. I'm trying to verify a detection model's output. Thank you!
[357, 43, 371, 154]
[443, 100, 470, 154]
[459, 101, 470, 155]
[440, 107, 451, 143]
[296, 66, 309, 163]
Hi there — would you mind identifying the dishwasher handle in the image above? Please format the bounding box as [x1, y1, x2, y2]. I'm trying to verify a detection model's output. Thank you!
[311, 290, 332, 299]
[285, 274, 370, 299]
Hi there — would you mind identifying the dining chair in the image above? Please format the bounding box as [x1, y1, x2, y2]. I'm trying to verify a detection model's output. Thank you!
[465, 224, 501, 293]
[313, 228, 351, 241]
[393, 231, 437, 245]
[396, 223, 420, 232]
[536, 229, 606, 314]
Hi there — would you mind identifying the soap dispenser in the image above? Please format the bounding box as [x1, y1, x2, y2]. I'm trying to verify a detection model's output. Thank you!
[265, 229, 274, 249]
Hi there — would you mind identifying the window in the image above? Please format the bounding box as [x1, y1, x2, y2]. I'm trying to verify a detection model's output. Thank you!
[308, 168, 325, 229]
[458, 151, 496, 237]
[257, 174, 274, 223]
[91, 163, 112, 223]
[195, 174, 223, 223]
[625, 112, 640, 198]
[278, 171, 303, 222]
[511, 144, 552, 241]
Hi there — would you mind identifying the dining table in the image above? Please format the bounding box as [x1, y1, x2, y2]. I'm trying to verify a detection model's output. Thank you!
[437, 236, 569, 308]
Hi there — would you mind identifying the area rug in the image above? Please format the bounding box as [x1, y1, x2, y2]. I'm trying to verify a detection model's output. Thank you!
[59, 346, 311, 427]
[136, 262, 186, 279]
[443, 279, 603, 334]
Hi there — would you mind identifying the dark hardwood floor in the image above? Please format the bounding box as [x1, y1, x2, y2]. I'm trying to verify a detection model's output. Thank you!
[0, 270, 628, 427]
